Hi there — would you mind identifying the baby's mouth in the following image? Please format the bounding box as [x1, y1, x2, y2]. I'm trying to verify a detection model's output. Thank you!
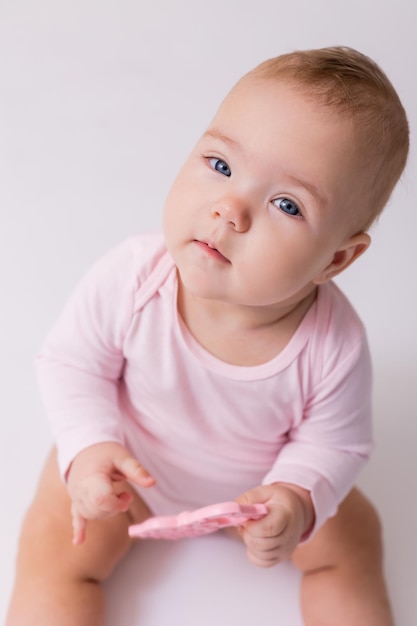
[194, 239, 230, 263]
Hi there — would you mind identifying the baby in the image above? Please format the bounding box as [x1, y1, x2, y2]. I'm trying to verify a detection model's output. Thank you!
[6, 46, 409, 626]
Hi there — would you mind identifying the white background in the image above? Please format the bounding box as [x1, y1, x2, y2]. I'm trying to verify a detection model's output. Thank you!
[0, 1, 416, 624]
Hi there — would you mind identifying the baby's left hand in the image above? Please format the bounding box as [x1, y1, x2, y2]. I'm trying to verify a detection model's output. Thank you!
[236, 483, 314, 567]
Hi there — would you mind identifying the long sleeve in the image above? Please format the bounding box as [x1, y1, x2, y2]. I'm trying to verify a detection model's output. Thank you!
[262, 292, 373, 535]
[36, 239, 138, 478]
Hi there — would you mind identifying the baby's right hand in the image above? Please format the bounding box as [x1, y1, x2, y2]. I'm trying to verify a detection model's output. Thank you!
[66, 442, 156, 545]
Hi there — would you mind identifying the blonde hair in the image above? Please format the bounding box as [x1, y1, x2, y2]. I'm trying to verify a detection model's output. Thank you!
[245, 46, 409, 229]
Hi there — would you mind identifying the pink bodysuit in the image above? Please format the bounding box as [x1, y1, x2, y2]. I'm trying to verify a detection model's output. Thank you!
[36, 232, 373, 535]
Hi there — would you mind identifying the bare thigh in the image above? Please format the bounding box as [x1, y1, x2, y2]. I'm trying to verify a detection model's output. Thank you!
[291, 488, 383, 573]
[16, 448, 152, 583]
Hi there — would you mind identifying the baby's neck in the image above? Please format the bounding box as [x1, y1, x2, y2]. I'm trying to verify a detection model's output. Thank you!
[177, 286, 317, 367]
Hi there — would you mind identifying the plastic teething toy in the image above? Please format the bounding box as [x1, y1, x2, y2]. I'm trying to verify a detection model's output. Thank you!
[128, 501, 268, 540]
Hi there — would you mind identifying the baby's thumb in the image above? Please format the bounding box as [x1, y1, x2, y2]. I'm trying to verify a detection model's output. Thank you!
[236, 486, 268, 507]
[113, 455, 156, 488]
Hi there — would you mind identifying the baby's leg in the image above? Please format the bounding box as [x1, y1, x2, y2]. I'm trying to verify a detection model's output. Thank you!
[6, 448, 151, 626]
[291, 488, 394, 626]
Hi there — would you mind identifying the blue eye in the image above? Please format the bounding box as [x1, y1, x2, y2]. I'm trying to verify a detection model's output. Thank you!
[209, 158, 231, 177]
[273, 198, 301, 217]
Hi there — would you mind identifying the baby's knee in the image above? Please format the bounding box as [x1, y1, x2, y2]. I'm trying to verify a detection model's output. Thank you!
[292, 488, 384, 574]
[17, 497, 131, 584]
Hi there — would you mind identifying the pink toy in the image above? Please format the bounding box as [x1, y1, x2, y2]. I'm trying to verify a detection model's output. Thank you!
[128, 501, 268, 540]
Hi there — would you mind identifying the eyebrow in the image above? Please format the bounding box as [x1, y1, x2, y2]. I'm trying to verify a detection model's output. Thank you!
[202, 128, 244, 153]
[284, 174, 327, 211]
[202, 128, 327, 210]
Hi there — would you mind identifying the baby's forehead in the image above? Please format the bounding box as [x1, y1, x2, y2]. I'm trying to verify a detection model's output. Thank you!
[216, 75, 329, 120]
[210, 76, 350, 138]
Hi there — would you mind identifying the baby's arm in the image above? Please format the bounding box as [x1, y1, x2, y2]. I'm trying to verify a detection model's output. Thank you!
[35, 240, 157, 544]
[236, 483, 314, 567]
[67, 441, 156, 545]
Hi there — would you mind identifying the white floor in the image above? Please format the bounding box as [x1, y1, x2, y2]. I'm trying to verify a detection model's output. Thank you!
[1, 1, 416, 624]
[104, 536, 303, 626]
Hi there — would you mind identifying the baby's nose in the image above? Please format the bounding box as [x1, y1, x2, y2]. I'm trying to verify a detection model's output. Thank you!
[210, 196, 251, 232]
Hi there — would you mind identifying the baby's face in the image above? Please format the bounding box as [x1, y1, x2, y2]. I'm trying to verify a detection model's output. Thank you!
[163, 77, 364, 309]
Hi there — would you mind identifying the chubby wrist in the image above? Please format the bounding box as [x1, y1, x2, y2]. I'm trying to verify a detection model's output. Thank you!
[66, 441, 128, 483]
[271, 481, 315, 538]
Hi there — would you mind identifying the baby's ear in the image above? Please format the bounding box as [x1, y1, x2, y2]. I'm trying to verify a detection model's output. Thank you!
[313, 232, 371, 285]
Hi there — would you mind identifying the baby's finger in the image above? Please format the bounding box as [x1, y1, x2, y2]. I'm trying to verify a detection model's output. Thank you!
[244, 533, 282, 554]
[236, 484, 272, 507]
[71, 504, 87, 546]
[113, 456, 156, 488]
[83, 474, 132, 516]
[246, 545, 283, 568]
